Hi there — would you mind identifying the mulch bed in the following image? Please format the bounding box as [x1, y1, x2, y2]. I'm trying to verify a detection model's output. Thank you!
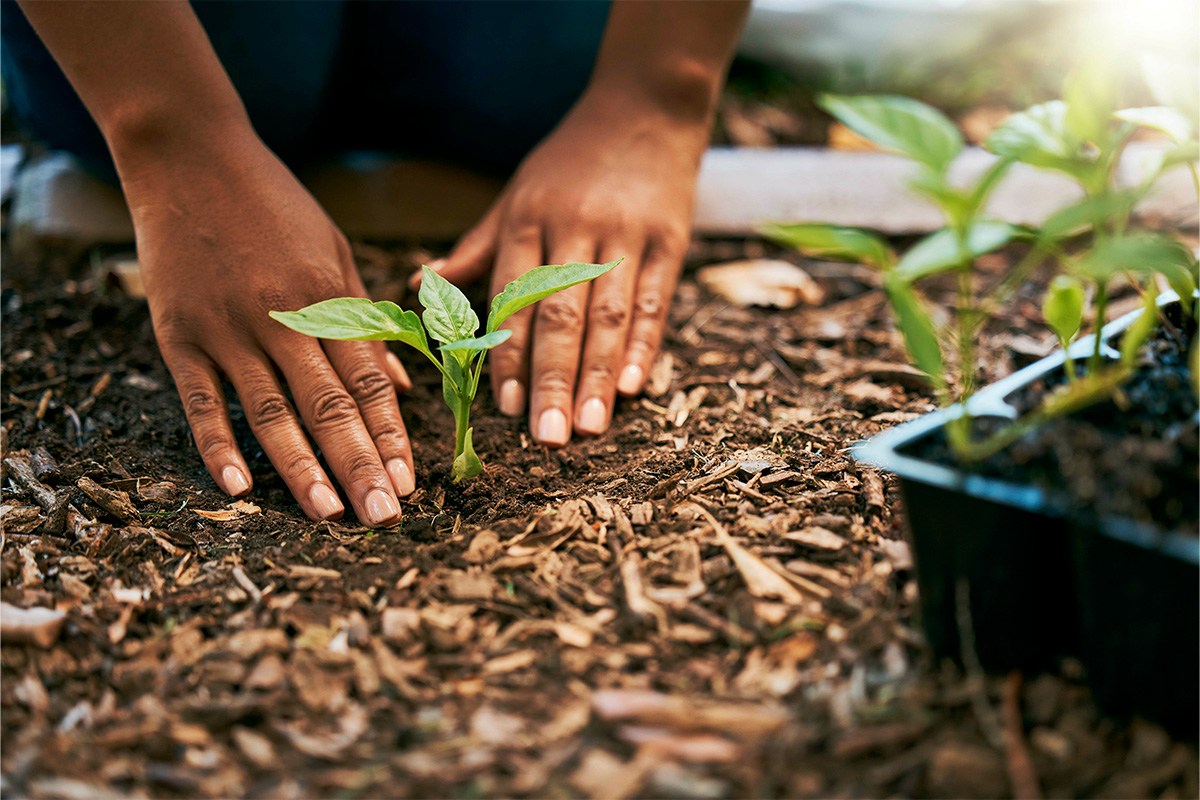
[2, 237, 1196, 798]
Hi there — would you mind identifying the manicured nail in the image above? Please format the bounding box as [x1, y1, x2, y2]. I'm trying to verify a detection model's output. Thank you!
[617, 363, 644, 394]
[536, 408, 569, 446]
[308, 484, 344, 520]
[364, 487, 401, 526]
[221, 465, 250, 496]
[576, 397, 607, 434]
[386, 458, 416, 496]
[385, 352, 411, 391]
[498, 379, 525, 416]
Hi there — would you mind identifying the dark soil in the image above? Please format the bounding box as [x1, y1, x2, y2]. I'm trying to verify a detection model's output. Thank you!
[2, 239, 1197, 798]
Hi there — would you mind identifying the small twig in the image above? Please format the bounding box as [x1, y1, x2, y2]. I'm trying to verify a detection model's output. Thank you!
[231, 566, 263, 604]
[754, 341, 803, 387]
[679, 601, 755, 647]
[955, 578, 1005, 750]
[1001, 671, 1042, 800]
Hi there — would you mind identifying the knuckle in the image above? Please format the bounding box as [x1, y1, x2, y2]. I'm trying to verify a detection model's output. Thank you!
[590, 297, 629, 330]
[308, 385, 358, 427]
[248, 392, 294, 428]
[341, 451, 381, 484]
[278, 446, 317, 482]
[196, 432, 231, 461]
[490, 348, 524, 376]
[533, 364, 575, 396]
[583, 361, 617, 384]
[183, 386, 223, 419]
[538, 298, 584, 329]
[653, 225, 690, 255]
[633, 292, 667, 321]
[372, 425, 409, 452]
[345, 367, 394, 405]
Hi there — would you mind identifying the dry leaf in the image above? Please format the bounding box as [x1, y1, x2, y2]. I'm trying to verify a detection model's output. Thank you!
[192, 500, 262, 521]
[483, 649, 537, 675]
[278, 703, 368, 760]
[784, 526, 848, 551]
[1, 602, 67, 647]
[697, 259, 825, 309]
[288, 565, 341, 580]
[618, 725, 741, 763]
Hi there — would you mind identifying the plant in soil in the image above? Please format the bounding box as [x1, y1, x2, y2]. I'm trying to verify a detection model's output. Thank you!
[764, 59, 1199, 462]
[271, 259, 620, 482]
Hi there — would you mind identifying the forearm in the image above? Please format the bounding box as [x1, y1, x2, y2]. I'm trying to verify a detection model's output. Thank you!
[16, 0, 252, 172]
[585, 0, 750, 124]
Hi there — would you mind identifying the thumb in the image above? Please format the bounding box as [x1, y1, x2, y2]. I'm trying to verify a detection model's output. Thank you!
[410, 202, 502, 290]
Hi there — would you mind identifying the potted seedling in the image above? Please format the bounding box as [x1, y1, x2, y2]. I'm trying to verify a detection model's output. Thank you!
[271, 260, 619, 483]
[765, 61, 1198, 732]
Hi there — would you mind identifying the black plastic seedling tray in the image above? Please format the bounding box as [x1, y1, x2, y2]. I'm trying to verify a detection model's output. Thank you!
[854, 295, 1199, 735]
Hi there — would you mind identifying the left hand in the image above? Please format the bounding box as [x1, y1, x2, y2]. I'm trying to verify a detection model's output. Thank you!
[421, 89, 709, 446]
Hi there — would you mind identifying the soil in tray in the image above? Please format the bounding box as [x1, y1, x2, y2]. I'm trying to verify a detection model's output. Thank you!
[905, 318, 1199, 534]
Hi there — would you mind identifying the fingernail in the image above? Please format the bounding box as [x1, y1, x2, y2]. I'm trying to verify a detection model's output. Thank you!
[364, 487, 401, 527]
[221, 465, 250, 496]
[387, 458, 416, 496]
[617, 363, 644, 394]
[536, 408, 569, 446]
[309, 484, 344, 520]
[576, 397, 607, 434]
[498, 379, 525, 416]
[386, 351, 411, 391]
[427, 258, 447, 272]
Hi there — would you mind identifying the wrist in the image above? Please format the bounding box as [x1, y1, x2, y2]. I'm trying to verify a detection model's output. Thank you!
[105, 99, 255, 181]
[585, 55, 724, 128]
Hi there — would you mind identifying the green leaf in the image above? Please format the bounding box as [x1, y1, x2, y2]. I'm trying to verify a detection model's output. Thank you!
[1064, 60, 1118, 145]
[818, 94, 963, 172]
[759, 222, 893, 269]
[985, 101, 1083, 175]
[884, 276, 944, 387]
[1038, 192, 1137, 242]
[1120, 286, 1161, 367]
[893, 221, 1022, 283]
[1159, 141, 1200, 171]
[1113, 106, 1194, 144]
[419, 266, 479, 344]
[439, 329, 513, 353]
[451, 428, 483, 482]
[487, 259, 621, 334]
[441, 354, 469, 406]
[269, 298, 435, 360]
[1074, 234, 1196, 282]
[1042, 275, 1086, 343]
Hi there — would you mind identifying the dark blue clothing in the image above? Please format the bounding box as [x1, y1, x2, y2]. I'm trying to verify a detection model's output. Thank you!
[0, 0, 611, 180]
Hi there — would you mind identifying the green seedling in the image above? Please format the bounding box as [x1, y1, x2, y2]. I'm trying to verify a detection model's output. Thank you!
[764, 92, 1023, 453]
[1043, 275, 1085, 379]
[271, 259, 620, 482]
[765, 59, 1198, 462]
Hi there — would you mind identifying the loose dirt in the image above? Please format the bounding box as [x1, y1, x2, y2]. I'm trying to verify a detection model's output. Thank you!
[2, 239, 1195, 798]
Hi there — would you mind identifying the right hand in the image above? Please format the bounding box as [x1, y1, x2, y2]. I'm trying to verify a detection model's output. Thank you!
[121, 131, 414, 526]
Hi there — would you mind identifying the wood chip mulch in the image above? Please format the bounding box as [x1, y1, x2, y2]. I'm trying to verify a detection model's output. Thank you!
[1, 238, 1195, 798]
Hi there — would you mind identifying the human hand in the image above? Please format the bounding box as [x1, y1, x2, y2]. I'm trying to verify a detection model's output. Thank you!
[123, 132, 414, 525]
[424, 89, 708, 446]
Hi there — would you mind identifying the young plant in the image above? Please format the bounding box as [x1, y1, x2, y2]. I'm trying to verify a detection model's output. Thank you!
[270, 259, 620, 483]
[765, 63, 1198, 461]
[763, 92, 1022, 452]
[985, 57, 1199, 378]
